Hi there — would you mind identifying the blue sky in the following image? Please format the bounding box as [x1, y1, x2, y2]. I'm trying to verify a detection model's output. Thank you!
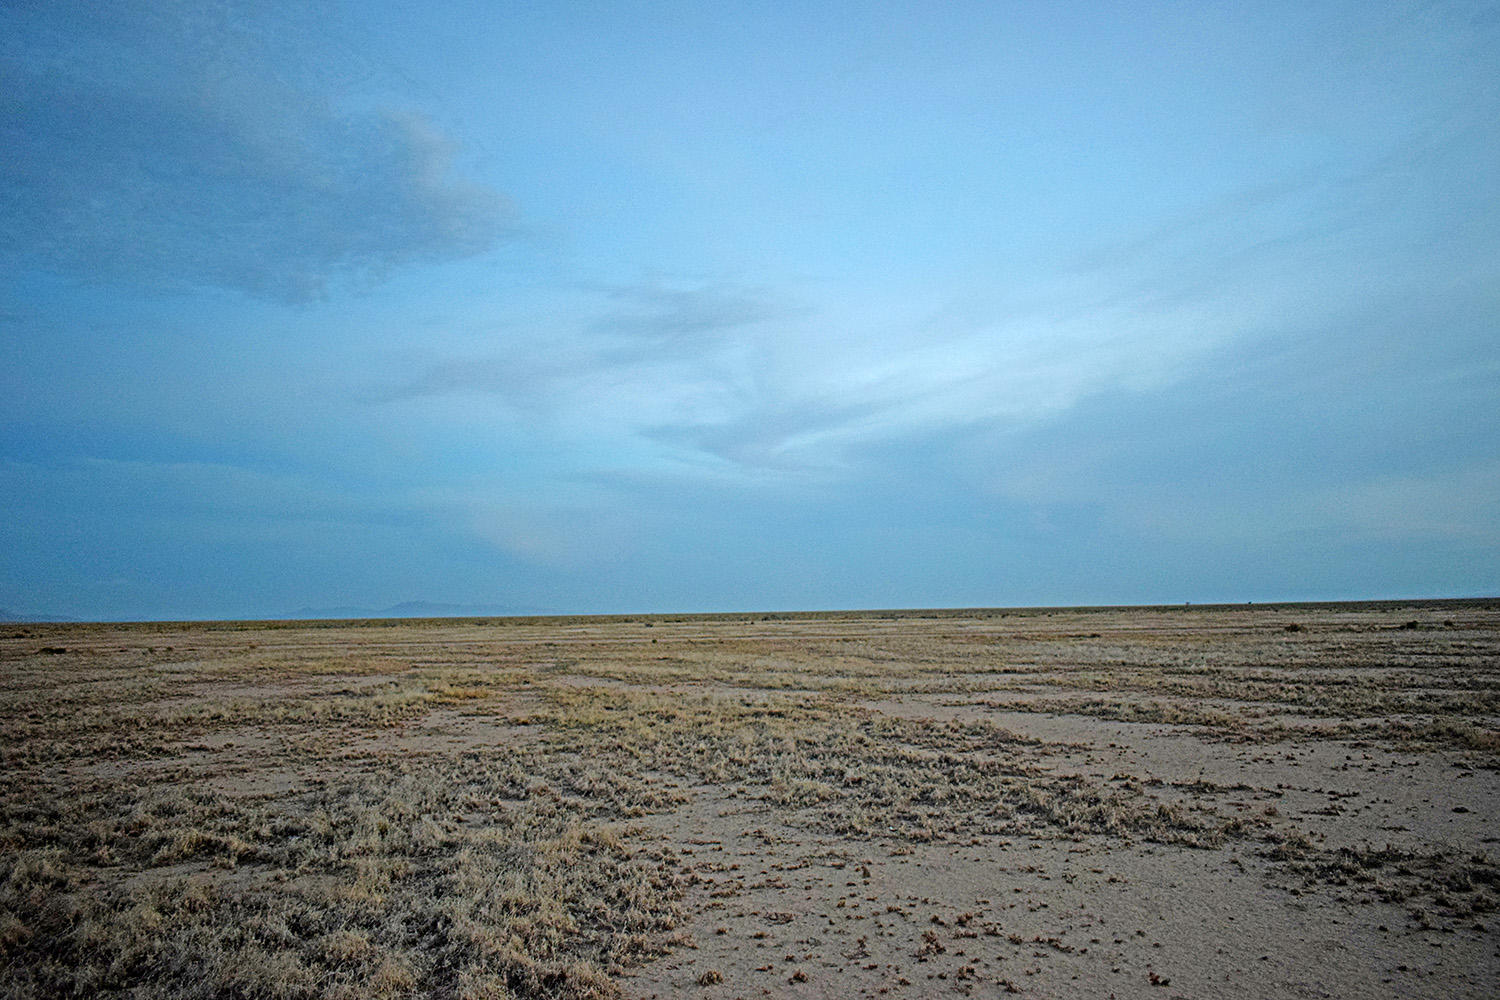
[3, 1, 1497, 620]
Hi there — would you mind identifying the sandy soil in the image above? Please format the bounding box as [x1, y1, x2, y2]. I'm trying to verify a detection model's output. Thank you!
[1, 600, 1496, 998]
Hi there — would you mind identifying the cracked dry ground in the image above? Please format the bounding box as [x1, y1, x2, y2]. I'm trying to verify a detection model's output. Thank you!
[2, 601, 1497, 998]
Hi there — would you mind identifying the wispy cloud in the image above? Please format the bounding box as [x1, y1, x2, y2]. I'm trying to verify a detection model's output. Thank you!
[592, 281, 787, 342]
[0, 3, 511, 302]
[363, 271, 1241, 482]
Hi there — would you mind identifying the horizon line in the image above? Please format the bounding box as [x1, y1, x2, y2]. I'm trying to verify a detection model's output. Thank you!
[7, 595, 1497, 628]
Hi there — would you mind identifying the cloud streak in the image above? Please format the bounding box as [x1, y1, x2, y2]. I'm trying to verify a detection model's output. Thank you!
[358, 110, 1500, 486]
[591, 282, 787, 342]
[365, 275, 1237, 482]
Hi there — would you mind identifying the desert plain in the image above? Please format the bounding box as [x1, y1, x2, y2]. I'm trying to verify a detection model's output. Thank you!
[1, 600, 1496, 998]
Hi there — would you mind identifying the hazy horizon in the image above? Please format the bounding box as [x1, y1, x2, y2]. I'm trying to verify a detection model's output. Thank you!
[4, 2, 1497, 621]
[5, 593, 1495, 627]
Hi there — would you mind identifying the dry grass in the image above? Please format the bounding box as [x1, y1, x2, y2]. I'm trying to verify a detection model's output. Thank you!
[2, 600, 1496, 997]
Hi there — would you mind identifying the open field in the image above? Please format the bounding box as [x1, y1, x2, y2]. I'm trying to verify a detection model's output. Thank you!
[2, 600, 1497, 998]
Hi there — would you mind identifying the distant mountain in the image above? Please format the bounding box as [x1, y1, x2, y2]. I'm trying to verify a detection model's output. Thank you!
[0, 608, 80, 623]
[281, 600, 556, 620]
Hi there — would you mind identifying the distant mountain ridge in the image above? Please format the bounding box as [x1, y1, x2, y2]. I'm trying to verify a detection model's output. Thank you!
[281, 600, 556, 620]
[0, 608, 79, 623]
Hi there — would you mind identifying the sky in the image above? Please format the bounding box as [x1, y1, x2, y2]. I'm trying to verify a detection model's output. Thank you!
[2, 1, 1497, 621]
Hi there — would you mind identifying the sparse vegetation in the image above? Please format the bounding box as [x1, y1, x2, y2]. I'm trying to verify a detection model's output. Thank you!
[1, 601, 1496, 997]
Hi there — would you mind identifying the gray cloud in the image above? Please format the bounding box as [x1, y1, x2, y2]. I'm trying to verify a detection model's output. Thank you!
[591, 282, 786, 342]
[365, 282, 787, 408]
[0, 3, 511, 302]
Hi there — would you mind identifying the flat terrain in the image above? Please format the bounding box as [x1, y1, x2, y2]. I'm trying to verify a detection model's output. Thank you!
[2, 601, 1497, 998]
